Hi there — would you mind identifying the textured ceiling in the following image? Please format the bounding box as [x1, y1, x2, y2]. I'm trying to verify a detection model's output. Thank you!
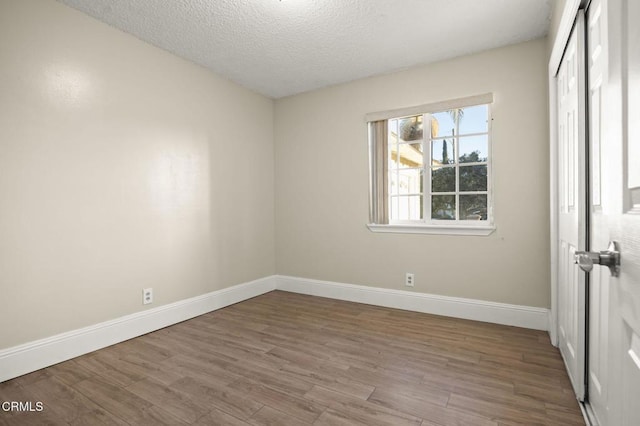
[56, 0, 553, 98]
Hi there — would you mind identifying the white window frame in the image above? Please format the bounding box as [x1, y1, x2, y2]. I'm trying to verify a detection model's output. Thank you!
[366, 93, 495, 236]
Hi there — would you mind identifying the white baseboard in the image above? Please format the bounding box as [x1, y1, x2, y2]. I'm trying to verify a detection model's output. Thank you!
[275, 275, 549, 331]
[1, 274, 549, 383]
[0, 276, 276, 383]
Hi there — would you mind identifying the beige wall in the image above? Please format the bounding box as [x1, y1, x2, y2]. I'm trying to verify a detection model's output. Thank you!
[0, 0, 275, 349]
[275, 38, 550, 308]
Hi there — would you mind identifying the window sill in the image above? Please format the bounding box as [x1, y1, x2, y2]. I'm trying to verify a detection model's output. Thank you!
[366, 223, 496, 236]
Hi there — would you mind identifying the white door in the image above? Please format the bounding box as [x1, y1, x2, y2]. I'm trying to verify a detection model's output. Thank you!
[581, 0, 640, 424]
[556, 11, 588, 400]
[585, 0, 609, 422]
[605, 0, 640, 423]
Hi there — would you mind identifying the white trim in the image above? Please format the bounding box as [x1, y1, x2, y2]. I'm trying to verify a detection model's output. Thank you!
[364, 93, 494, 122]
[275, 275, 549, 331]
[0, 276, 277, 383]
[367, 223, 495, 236]
[549, 69, 559, 347]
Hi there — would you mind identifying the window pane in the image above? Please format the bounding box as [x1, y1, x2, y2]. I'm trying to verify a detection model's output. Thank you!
[460, 194, 488, 220]
[431, 139, 454, 165]
[399, 116, 423, 141]
[398, 168, 422, 194]
[431, 195, 456, 220]
[388, 144, 396, 168]
[431, 111, 456, 138]
[390, 196, 399, 220]
[459, 165, 487, 191]
[459, 135, 488, 163]
[397, 142, 424, 167]
[459, 105, 488, 135]
[395, 195, 423, 220]
[431, 166, 455, 192]
[389, 168, 397, 195]
[388, 119, 399, 142]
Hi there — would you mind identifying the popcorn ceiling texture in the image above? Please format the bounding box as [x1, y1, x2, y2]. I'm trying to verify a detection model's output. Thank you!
[57, 0, 553, 98]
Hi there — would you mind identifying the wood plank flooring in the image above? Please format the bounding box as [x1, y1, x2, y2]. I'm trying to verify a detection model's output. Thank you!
[0, 291, 584, 425]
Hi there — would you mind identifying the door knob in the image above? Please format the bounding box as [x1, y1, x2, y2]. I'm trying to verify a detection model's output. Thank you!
[575, 241, 621, 277]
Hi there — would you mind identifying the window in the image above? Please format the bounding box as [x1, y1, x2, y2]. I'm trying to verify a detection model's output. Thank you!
[367, 94, 494, 235]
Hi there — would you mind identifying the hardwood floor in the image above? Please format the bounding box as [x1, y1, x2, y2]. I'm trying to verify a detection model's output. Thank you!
[0, 291, 584, 425]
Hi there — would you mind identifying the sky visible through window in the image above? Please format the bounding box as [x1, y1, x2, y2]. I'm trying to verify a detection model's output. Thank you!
[431, 105, 488, 162]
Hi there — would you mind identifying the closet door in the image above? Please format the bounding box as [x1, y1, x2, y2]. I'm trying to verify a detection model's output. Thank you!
[556, 11, 588, 400]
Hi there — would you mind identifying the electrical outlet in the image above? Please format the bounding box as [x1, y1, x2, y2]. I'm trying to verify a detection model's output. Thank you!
[405, 273, 414, 287]
[143, 288, 153, 305]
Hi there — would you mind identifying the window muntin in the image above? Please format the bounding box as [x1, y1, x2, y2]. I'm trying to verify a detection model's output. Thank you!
[386, 104, 491, 224]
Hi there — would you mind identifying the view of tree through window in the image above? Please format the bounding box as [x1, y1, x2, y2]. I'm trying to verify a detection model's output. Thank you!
[387, 104, 490, 223]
